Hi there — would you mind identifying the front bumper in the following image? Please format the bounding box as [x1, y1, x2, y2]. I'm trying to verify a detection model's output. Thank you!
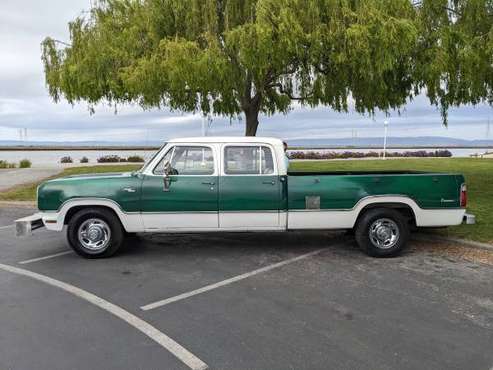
[15, 212, 60, 236]
[15, 213, 45, 236]
[462, 213, 476, 225]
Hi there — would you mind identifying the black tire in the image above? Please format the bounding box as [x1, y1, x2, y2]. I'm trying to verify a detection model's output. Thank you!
[355, 208, 410, 257]
[67, 208, 125, 258]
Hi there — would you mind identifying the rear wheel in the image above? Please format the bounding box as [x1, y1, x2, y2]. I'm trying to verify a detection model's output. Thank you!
[67, 208, 124, 258]
[355, 208, 410, 257]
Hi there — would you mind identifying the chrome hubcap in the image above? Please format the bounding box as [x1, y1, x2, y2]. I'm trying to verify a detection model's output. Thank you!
[369, 218, 400, 249]
[78, 218, 111, 251]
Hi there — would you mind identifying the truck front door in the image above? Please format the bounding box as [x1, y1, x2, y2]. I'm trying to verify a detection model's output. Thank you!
[140, 145, 218, 230]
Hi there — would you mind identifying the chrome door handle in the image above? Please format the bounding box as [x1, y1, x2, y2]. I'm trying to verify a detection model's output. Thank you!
[262, 181, 276, 185]
[122, 187, 136, 193]
[201, 182, 215, 186]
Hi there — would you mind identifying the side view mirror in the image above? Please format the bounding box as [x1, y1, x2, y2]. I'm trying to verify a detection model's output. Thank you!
[163, 162, 173, 192]
[163, 161, 173, 176]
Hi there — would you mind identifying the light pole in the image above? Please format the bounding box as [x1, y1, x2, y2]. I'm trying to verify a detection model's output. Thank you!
[383, 120, 389, 160]
[201, 114, 212, 136]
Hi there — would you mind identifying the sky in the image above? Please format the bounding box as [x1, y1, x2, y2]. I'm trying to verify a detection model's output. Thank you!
[0, 0, 492, 144]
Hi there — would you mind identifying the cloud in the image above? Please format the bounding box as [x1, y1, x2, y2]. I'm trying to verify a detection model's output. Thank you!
[0, 0, 492, 143]
[150, 114, 202, 126]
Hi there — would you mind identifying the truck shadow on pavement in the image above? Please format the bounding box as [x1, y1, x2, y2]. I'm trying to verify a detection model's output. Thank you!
[120, 231, 359, 259]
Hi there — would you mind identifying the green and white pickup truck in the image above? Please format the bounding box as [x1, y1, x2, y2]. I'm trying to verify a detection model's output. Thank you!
[16, 137, 474, 258]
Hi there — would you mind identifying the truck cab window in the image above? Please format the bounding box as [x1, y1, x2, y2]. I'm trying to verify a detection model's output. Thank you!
[224, 146, 274, 175]
[154, 146, 214, 175]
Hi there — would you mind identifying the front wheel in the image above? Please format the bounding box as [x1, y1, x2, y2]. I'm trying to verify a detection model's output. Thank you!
[67, 208, 125, 258]
[355, 208, 410, 257]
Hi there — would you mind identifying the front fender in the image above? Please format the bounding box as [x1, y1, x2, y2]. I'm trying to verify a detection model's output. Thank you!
[43, 198, 143, 233]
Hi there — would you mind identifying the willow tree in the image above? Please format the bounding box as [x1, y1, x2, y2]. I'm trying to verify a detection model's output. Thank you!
[42, 0, 493, 136]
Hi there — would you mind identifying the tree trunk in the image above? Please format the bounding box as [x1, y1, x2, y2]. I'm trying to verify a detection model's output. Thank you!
[245, 109, 259, 136]
[243, 94, 261, 136]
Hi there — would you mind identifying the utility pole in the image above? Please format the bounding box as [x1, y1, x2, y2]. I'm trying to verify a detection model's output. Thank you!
[383, 120, 389, 160]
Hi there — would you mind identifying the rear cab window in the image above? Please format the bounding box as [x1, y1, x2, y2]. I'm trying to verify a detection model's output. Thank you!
[224, 146, 275, 175]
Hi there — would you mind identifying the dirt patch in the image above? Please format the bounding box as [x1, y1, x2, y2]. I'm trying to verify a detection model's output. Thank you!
[411, 241, 493, 266]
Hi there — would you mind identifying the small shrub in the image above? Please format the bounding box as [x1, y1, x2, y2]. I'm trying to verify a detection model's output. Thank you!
[435, 150, 452, 158]
[288, 150, 453, 160]
[0, 160, 16, 169]
[60, 156, 73, 164]
[97, 155, 121, 163]
[19, 159, 32, 168]
[126, 155, 145, 163]
[80, 156, 89, 163]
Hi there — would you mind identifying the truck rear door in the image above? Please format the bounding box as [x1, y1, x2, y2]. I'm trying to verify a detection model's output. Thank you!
[219, 144, 281, 228]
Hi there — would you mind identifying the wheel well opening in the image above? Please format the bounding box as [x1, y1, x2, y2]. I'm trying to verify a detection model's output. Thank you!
[64, 205, 121, 226]
[355, 203, 416, 228]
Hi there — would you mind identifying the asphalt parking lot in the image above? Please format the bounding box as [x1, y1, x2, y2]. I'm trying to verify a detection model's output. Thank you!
[0, 207, 492, 370]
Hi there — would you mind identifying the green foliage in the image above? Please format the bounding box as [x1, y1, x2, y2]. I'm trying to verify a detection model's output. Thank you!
[288, 149, 452, 159]
[19, 159, 32, 168]
[97, 155, 125, 163]
[127, 155, 145, 162]
[41, 0, 493, 134]
[60, 156, 73, 163]
[414, 0, 493, 123]
[0, 160, 16, 169]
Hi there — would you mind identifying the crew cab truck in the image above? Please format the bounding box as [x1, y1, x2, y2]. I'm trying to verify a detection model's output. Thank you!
[16, 137, 475, 258]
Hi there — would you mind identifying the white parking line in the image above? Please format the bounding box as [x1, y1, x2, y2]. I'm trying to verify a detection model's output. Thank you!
[141, 248, 327, 311]
[0, 224, 13, 230]
[18, 251, 73, 265]
[0, 262, 208, 370]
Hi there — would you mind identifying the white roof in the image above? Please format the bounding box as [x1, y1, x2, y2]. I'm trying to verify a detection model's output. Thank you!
[168, 136, 284, 146]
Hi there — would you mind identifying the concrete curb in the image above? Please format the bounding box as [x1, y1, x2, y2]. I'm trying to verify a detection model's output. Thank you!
[413, 233, 493, 252]
[0, 201, 37, 208]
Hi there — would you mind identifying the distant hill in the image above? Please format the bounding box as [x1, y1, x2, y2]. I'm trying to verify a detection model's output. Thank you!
[0, 136, 492, 149]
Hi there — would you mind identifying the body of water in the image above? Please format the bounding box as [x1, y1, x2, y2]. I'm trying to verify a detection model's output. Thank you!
[0, 150, 155, 167]
[0, 148, 491, 168]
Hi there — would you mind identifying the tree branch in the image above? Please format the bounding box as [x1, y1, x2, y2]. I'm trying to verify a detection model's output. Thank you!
[269, 83, 313, 101]
[47, 38, 72, 47]
[410, 1, 491, 18]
